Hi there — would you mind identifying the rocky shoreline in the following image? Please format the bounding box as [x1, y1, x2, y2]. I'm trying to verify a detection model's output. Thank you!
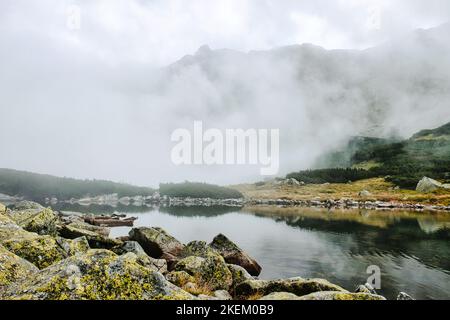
[41, 192, 450, 213]
[0, 200, 415, 300]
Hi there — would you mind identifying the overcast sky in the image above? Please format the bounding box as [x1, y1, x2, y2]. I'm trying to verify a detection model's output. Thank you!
[1, 0, 450, 66]
[0, 1, 449, 187]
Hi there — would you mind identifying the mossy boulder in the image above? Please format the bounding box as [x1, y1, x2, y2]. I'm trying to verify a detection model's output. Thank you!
[227, 264, 253, 296]
[0, 245, 39, 293]
[60, 224, 120, 249]
[210, 234, 261, 276]
[7, 207, 58, 236]
[1, 249, 193, 300]
[298, 291, 386, 300]
[55, 236, 90, 256]
[166, 270, 196, 287]
[179, 240, 218, 257]
[2, 232, 67, 269]
[235, 277, 347, 300]
[174, 254, 233, 292]
[259, 292, 301, 300]
[129, 227, 184, 269]
[59, 219, 110, 237]
[112, 241, 167, 274]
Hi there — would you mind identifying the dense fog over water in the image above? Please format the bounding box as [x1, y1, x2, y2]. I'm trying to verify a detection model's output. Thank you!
[1, 1, 450, 186]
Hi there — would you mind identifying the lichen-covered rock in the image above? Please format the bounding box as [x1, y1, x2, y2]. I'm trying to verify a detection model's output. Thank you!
[60, 224, 120, 249]
[60, 220, 110, 237]
[180, 240, 219, 258]
[0, 245, 39, 292]
[298, 291, 386, 300]
[0, 202, 6, 214]
[166, 270, 196, 287]
[55, 236, 90, 256]
[112, 241, 167, 273]
[2, 232, 67, 269]
[9, 201, 44, 211]
[235, 277, 347, 300]
[227, 263, 253, 295]
[174, 254, 233, 292]
[129, 227, 185, 260]
[210, 234, 261, 276]
[1, 250, 193, 300]
[7, 207, 58, 236]
[259, 292, 301, 300]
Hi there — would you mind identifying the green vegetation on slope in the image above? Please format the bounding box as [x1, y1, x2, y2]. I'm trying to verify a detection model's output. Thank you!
[287, 122, 450, 189]
[0, 168, 154, 201]
[159, 182, 243, 199]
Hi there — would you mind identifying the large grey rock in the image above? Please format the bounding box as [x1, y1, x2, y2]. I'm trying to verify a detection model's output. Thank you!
[7, 207, 58, 236]
[259, 292, 301, 300]
[59, 223, 120, 249]
[174, 254, 233, 292]
[416, 177, 450, 193]
[298, 291, 386, 300]
[235, 277, 347, 300]
[210, 234, 261, 276]
[129, 227, 184, 260]
[1, 249, 193, 300]
[112, 241, 167, 273]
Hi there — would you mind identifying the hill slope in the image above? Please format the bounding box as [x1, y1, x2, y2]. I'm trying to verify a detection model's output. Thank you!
[0, 168, 155, 201]
[287, 122, 450, 189]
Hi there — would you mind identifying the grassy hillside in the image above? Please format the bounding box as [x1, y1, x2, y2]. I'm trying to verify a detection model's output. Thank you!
[159, 182, 243, 199]
[0, 168, 154, 201]
[288, 122, 450, 189]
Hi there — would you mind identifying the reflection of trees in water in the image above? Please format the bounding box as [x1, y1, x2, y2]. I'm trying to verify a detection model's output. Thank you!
[248, 208, 450, 273]
[159, 205, 240, 217]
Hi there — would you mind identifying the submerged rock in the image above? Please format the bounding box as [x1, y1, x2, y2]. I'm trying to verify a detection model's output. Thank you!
[1, 249, 193, 300]
[298, 291, 386, 300]
[0, 245, 39, 292]
[129, 227, 185, 267]
[235, 277, 347, 300]
[209, 234, 261, 276]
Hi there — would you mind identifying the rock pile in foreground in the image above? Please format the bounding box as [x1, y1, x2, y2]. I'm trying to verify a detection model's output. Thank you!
[0, 201, 409, 300]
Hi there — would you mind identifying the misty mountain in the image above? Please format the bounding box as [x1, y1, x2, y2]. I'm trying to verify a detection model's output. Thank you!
[160, 22, 450, 139]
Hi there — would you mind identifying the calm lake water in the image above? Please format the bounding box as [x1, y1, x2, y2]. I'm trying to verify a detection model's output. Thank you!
[56, 204, 450, 300]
